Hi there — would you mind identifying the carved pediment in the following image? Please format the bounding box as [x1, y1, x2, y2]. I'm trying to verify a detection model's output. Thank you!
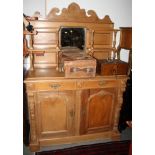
[46, 2, 113, 24]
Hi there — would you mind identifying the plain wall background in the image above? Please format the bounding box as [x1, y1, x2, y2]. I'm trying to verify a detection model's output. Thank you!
[23, 0, 132, 61]
[23, 0, 45, 17]
[46, 0, 132, 28]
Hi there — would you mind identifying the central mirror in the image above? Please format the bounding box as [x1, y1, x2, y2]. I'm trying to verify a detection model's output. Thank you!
[60, 27, 85, 50]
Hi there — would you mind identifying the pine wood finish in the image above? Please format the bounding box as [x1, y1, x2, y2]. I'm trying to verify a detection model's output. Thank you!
[24, 3, 128, 152]
[25, 3, 119, 70]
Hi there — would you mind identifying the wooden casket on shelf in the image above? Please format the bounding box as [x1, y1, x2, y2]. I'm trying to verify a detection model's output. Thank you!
[64, 55, 96, 78]
[96, 59, 129, 76]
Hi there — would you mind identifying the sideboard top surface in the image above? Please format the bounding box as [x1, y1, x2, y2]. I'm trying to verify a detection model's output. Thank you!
[24, 68, 128, 83]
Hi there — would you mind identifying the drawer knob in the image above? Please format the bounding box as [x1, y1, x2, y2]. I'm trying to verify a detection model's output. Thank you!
[50, 84, 61, 89]
[98, 81, 106, 86]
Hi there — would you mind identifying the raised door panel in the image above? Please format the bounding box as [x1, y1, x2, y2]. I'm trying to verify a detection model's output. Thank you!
[36, 90, 75, 139]
[80, 88, 117, 134]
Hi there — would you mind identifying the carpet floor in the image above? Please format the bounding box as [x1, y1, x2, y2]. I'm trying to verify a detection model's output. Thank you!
[35, 140, 131, 155]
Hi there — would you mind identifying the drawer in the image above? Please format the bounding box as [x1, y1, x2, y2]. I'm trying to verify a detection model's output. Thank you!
[26, 83, 35, 91]
[83, 80, 118, 89]
[35, 81, 76, 91]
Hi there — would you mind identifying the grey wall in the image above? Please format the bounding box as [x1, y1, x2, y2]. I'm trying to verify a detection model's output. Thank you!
[46, 0, 132, 28]
[23, 0, 45, 17]
[23, 0, 132, 28]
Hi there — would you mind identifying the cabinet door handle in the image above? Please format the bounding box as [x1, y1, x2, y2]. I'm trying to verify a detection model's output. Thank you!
[50, 84, 61, 89]
[69, 110, 74, 117]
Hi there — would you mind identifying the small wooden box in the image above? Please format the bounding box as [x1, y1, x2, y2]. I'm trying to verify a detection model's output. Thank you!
[96, 59, 129, 76]
[64, 56, 96, 78]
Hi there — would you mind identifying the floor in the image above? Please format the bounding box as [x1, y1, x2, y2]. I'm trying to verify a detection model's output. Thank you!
[23, 127, 132, 155]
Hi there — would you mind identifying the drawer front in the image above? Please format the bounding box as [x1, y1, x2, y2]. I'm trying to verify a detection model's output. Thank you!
[83, 80, 118, 89]
[35, 81, 76, 91]
[26, 83, 35, 91]
[27, 79, 118, 91]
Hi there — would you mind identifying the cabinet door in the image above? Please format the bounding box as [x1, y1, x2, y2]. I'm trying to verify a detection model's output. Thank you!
[80, 88, 117, 134]
[36, 90, 75, 139]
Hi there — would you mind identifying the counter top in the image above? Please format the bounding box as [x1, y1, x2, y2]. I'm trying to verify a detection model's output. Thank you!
[24, 68, 128, 83]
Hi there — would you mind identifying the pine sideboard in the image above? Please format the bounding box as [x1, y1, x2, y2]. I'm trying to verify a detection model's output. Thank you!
[23, 3, 128, 151]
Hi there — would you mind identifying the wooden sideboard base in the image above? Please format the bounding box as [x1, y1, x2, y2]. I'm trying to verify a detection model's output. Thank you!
[29, 131, 120, 151]
[25, 69, 127, 152]
[29, 144, 40, 152]
[111, 131, 121, 141]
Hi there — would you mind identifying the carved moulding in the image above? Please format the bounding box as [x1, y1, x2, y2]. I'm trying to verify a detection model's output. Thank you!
[27, 92, 38, 146]
[44, 2, 113, 24]
[113, 79, 128, 132]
